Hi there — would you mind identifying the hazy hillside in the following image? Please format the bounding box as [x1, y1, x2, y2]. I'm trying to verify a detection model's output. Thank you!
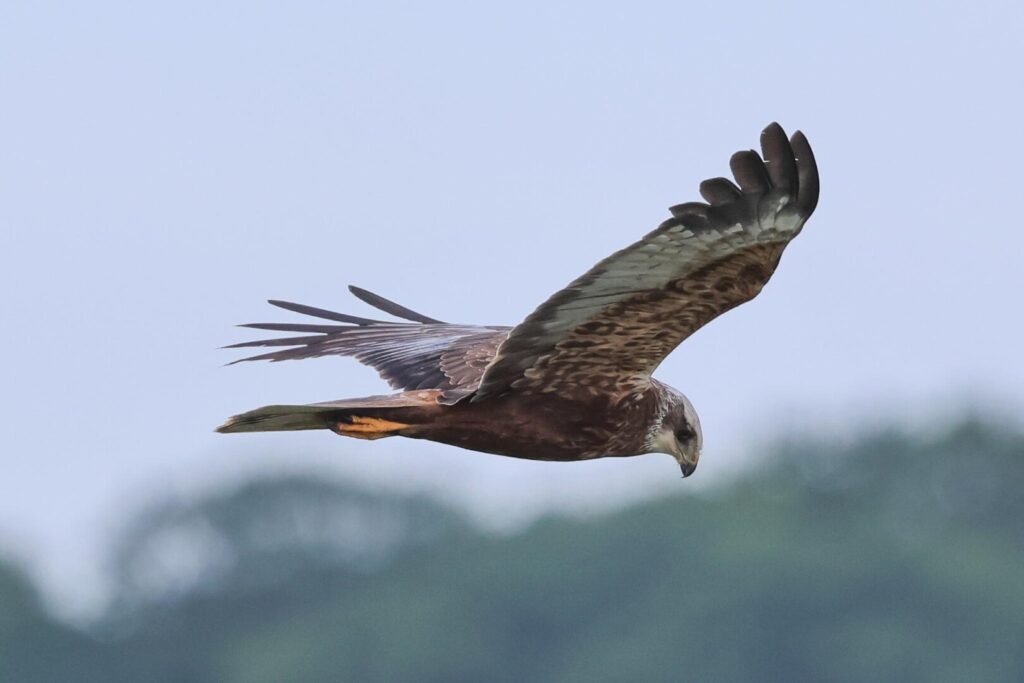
[3, 421, 1022, 682]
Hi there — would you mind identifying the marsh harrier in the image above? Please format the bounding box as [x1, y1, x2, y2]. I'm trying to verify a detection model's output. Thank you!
[218, 123, 819, 477]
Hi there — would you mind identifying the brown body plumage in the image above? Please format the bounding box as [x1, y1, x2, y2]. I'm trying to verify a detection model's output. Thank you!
[218, 123, 819, 476]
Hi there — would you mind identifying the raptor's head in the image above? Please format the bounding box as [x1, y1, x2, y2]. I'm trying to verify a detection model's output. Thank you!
[651, 388, 703, 477]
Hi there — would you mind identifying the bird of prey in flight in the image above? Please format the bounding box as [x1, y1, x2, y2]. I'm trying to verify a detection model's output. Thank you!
[218, 122, 819, 477]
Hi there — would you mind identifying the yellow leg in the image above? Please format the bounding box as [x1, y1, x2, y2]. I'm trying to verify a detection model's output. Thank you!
[332, 415, 410, 440]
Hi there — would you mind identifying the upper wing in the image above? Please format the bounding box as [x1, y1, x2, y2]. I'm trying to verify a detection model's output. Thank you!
[472, 122, 819, 401]
[226, 286, 510, 394]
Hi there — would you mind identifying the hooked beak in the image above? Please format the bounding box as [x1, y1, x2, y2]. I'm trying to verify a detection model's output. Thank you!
[677, 442, 700, 478]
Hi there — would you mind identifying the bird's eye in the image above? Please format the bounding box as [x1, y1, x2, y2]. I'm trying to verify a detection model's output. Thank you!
[675, 426, 695, 442]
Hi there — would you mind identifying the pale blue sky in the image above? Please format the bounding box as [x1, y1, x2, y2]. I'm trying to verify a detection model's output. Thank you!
[2, 1, 1022, 614]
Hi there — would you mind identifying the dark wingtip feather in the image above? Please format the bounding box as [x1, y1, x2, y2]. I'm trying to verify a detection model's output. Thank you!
[239, 322, 354, 333]
[267, 300, 382, 326]
[223, 334, 329, 349]
[789, 130, 819, 217]
[699, 177, 742, 205]
[667, 202, 710, 230]
[729, 150, 770, 194]
[347, 285, 446, 325]
[760, 122, 798, 191]
[225, 347, 312, 364]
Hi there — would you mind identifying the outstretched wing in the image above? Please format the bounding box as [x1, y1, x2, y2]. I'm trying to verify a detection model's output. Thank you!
[473, 122, 819, 401]
[226, 286, 509, 394]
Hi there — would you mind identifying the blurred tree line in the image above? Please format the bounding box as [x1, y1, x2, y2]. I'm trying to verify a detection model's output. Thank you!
[2, 421, 1022, 682]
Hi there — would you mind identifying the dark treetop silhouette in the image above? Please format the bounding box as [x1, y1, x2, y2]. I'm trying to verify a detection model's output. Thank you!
[218, 122, 819, 477]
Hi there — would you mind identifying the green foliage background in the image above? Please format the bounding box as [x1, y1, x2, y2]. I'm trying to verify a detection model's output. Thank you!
[3, 421, 1022, 682]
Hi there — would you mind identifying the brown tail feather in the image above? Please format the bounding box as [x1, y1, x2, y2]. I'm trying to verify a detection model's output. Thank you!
[216, 391, 440, 435]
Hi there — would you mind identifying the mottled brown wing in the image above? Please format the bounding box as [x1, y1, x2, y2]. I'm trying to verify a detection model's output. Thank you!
[473, 123, 819, 401]
[226, 286, 510, 393]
